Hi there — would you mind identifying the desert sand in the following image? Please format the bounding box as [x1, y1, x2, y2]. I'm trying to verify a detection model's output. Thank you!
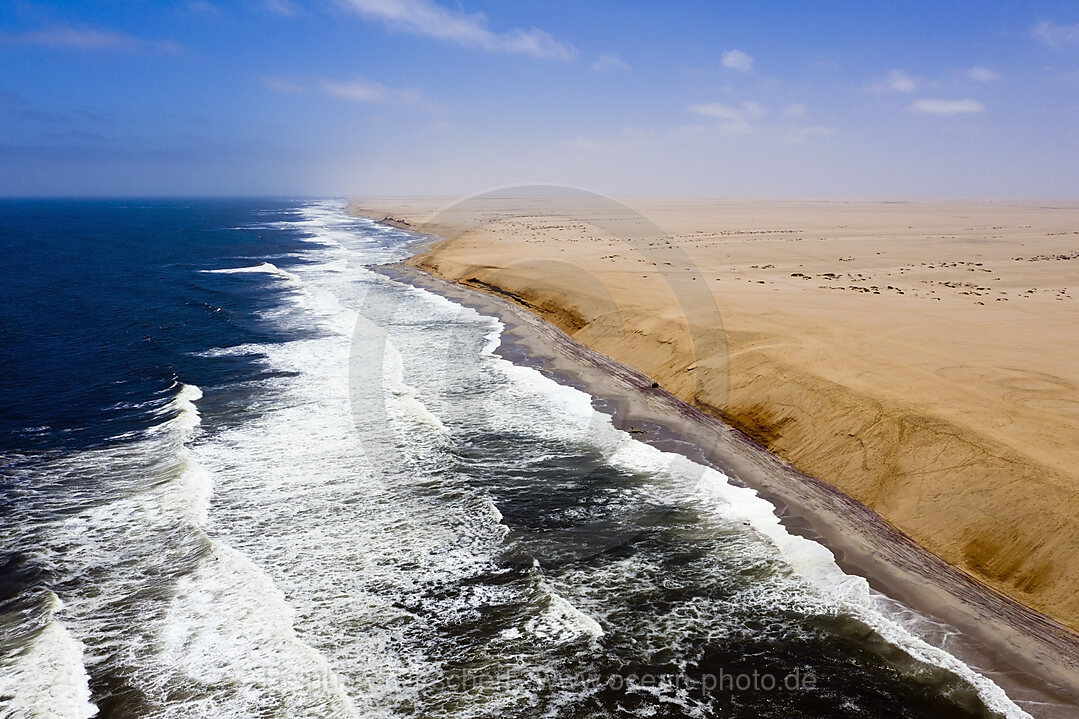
[350, 196, 1079, 636]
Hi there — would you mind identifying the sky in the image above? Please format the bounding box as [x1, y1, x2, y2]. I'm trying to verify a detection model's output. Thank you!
[1, 0, 1078, 197]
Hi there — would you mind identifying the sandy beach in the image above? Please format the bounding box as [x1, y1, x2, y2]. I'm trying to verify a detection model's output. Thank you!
[351, 196, 1079, 689]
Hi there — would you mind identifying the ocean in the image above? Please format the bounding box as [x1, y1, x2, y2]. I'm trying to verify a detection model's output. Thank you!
[0, 199, 1031, 718]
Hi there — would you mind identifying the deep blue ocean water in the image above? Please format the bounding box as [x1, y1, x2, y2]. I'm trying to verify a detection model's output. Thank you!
[0, 199, 1037, 719]
[1, 199, 311, 454]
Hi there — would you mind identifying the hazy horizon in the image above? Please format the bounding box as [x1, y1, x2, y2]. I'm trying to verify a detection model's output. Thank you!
[3, 0, 1079, 198]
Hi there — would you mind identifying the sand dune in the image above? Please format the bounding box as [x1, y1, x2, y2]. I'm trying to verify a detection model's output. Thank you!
[351, 197, 1079, 634]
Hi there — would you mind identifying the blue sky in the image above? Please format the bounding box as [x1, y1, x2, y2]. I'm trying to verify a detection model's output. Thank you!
[2, 0, 1078, 197]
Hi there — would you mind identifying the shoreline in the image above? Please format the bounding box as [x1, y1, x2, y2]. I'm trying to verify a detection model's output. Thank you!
[372, 237, 1079, 717]
[352, 196, 1079, 637]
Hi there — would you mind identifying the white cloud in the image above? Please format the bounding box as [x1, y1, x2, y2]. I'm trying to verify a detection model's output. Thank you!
[909, 98, 985, 116]
[336, 0, 575, 60]
[681, 103, 837, 142]
[870, 69, 919, 93]
[690, 101, 766, 120]
[263, 74, 437, 110]
[1032, 20, 1079, 47]
[591, 53, 629, 72]
[963, 66, 1000, 82]
[721, 49, 753, 72]
[875, 67, 999, 93]
[319, 77, 401, 102]
[0, 26, 181, 52]
[688, 100, 766, 133]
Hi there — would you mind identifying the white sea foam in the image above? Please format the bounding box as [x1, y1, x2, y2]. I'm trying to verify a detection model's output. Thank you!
[381, 337, 449, 432]
[528, 592, 605, 641]
[202, 261, 300, 283]
[0, 593, 98, 719]
[176, 202, 616, 717]
[157, 543, 361, 719]
[1, 385, 211, 717]
[11, 375, 359, 717]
